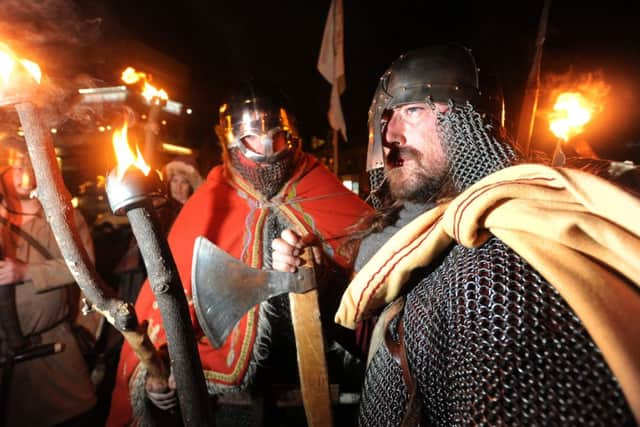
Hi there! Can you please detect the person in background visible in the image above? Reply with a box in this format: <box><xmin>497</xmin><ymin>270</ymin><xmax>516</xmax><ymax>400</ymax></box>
<box><xmin>0</xmin><ymin>143</ymin><xmax>97</xmax><ymax>427</ymax></box>
<box><xmin>158</xmin><ymin>155</ymin><xmax>203</xmax><ymax>235</ymax></box>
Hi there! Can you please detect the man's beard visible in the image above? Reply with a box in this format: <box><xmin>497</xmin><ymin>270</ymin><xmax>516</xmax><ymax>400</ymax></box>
<box><xmin>385</xmin><ymin>146</ymin><xmax>449</xmax><ymax>203</ymax></box>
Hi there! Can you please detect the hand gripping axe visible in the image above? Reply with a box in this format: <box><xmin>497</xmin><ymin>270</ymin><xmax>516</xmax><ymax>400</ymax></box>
<box><xmin>192</xmin><ymin>236</ymin><xmax>333</xmax><ymax>426</ymax></box>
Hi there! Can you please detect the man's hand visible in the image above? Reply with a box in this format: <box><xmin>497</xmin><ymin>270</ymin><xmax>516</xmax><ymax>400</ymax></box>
<box><xmin>0</xmin><ymin>257</ymin><xmax>29</xmax><ymax>286</ymax></box>
<box><xmin>145</xmin><ymin>372</ymin><xmax>177</xmax><ymax>411</ymax></box>
<box><xmin>271</xmin><ymin>229</ymin><xmax>322</xmax><ymax>272</ymax></box>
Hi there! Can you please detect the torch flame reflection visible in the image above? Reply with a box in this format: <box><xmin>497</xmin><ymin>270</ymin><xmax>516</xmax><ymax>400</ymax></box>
<box><xmin>112</xmin><ymin>123</ymin><xmax>151</xmax><ymax>180</ymax></box>
<box><xmin>548</xmin><ymin>92</ymin><xmax>594</xmax><ymax>142</ymax></box>
<box><xmin>121</xmin><ymin>66</ymin><xmax>168</xmax><ymax>103</ymax></box>
<box><xmin>0</xmin><ymin>43</ymin><xmax>42</xmax><ymax>87</ymax></box>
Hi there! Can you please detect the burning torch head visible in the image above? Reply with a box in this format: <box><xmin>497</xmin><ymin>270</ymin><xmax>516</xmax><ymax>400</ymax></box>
<box><xmin>218</xmin><ymin>80</ymin><xmax>299</xmax><ymax>164</ymax></box>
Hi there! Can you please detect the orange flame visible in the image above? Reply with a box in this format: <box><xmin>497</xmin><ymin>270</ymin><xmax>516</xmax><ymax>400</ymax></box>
<box><xmin>112</xmin><ymin>123</ymin><xmax>151</xmax><ymax>180</ymax></box>
<box><xmin>0</xmin><ymin>42</ymin><xmax>42</xmax><ymax>87</ymax></box>
<box><xmin>548</xmin><ymin>92</ymin><xmax>594</xmax><ymax>142</ymax></box>
<box><xmin>547</xmin><ymin>75</ymin><xmax>610</xmax><ymax>142</ymax></box>
<box><xmin>141</xmin><ymin>81</ymin><xmax>168</xmax><ymax>102</ymax></box>
<box><xmin>121</xmin><ymin>66</ymin><xmax>146</xmax><ymax>85</ymax></box>
<box><xmin>121</xmin><ymin>66</ymin><xmax>168</xmax><ymax>102</ymax></box>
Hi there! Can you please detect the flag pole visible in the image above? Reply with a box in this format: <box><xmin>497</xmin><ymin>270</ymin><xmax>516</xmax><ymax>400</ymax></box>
<box><xmin>318</xmin><ymin>0</ymin><xmax>347</xmax><ymax>174</ymax></box>
<box><xmin>516</xmin><ymin>0</ymin><xmax>552</xmax><ymax>159</ymax></box>
<box><xmin>332</xmin><ymin>129</ymin><xmax>339</xmax><ymax>175</ymax></box>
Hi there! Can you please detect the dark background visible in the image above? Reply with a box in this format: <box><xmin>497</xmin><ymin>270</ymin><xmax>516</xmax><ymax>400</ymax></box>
<box><xmin>4</xmin><ymin>0</ymin><xmax>640</xmax><ymax>182</ymax></box>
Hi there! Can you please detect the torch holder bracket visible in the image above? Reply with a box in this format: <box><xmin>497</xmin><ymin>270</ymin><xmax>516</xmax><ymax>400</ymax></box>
<box><xmin>106</xmin><ymin>167</ymin><xmax>166</xmax><ymax>215</ymax></box>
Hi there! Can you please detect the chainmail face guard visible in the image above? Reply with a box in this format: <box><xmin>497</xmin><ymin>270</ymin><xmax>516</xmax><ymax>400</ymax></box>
<box><xmin>228</xmin><ymin>147</ymin><xmax>297</xmax><ymax>199</ymax></box>
<box><xmin>358</xmin><ymin>239</ymin><xmax>633</xmax><ymax>426</ymax></box>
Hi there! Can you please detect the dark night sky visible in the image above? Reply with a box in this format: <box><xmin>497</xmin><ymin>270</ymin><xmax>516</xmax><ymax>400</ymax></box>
<box><xmin>9</xmin><ymin>1</ymin><xmax>640</xmax><ymax>172</ymax></box>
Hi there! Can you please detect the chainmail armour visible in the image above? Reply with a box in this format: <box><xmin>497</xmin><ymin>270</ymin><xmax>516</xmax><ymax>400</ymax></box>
<box><xmin>438</xmin><ymin>102</ymin><xmax>516</xmax><ymax>192</ymax></box>
<box><xmin>229</xmin><ymin>147</ymin><xmax>297</xmax><ymax>199</ymax></box>
<box><xmin>358</xmin><ymin>103</ymin><xmax>634</xmax><ymax>425</ymax></box>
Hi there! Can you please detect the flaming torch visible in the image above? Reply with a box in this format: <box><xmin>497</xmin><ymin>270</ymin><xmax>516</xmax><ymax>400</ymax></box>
<box><xmin>0</xmin><ymin>46</ymin><xmax>66</xmax><ymax>420</ymax></box>
<box><xmin>105</xmin><ymin>124</ymin><xmax>213</xmax><ymax>425</ymax></box>
<box><xmin>547</xmin><ymin>76</ymin><xmax>609</xmax><ymax>166</ymax></box>
<box><xmin>0</xmin><ymin>41</ymin><xmax>171</xmax><ymax>418</ymax></box>
<box><xmin>120</xmin><ymin>66</ymin><xmax>168</xmax><ymax>166</ymax></box>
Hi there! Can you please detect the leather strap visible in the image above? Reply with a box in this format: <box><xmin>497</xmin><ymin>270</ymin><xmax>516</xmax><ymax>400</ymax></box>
<box><xmin>0</xmin><ymin>216</ymin><xmax>53</xmax><ymax>260</ymax></box>
<box><xmin>384</xmin><ymin>297</ymin><xmax>424</xmax><ymax>426</ymax></box>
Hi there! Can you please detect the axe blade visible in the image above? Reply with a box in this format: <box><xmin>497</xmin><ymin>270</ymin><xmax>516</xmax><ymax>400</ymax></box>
<box><xmin>191</xmin><ymin>236</ymin><xmax>316</xmax><ymax>348</ymax></box>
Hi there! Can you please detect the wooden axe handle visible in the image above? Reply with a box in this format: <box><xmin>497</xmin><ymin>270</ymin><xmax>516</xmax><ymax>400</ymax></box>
<box><xmin>289</xmin><ymin>243</ymin><xmax>333</xmax><ymax>427</ymax></box>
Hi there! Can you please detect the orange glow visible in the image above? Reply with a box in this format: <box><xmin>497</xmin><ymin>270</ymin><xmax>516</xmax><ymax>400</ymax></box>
<box><xmin>112</xmin><ymin>123</ymin><xmax>151</xmax><ymax>180</ymax></box>
<box><xmin>141</xmin><ymin>81</ymin><xmax>168</xmax><ymax>102</ymax></box>
<box><xmin>0</xmin><ymin>42</ymin><xmax>42</xmax><ymax>87</ymax></box>
<box><xmin>20</xmin><ymin>168</ymin><xmax>32</xmax><ymax>189</ymax></box>
<box><xmin>121</xmin><ymin>66</ymin><xmax>168</xmax><ymax>102</ymax></box>
<box><xmin>121</xmin><ymin>66</ymin><xmax>146</xmax><ymax>85</ymax></box>
<box><xmin>546</xmin><ymin>75</ymin><xmax>610</xmax><ymax>142</ymax></box>
<box><xmin>548</xmin><ymin>92</ymin><xmax>594</xmax><ymax>141</ymax></box>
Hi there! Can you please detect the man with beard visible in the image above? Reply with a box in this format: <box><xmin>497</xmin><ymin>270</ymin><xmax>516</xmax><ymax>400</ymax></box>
<box><xmin>108</xmin><ymin>81</ymin><xmax>371</xmax><ymax>426</ymax></box>
<box><xmin>273</xmin><ymin>45</ymin><xmax>638</xmax><ymax>425</ymax></box>
<box><xmin>0</xmin><ymin>145</ymin><xmax>97</xmax><ymax>427</ymax></box>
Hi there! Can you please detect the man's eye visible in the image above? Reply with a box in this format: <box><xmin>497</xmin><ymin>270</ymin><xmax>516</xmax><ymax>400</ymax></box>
<box><xmin>405</xmin><ymin>106</ymin><xmax>425</xmax><ymax>116</ymax></box>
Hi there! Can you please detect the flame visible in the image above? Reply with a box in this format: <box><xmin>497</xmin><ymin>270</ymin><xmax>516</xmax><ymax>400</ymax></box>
<box><xmin>548</xmin><ymin>92</ymin><xmax>594</xmax><ymax>141</ymax></box>
<box><xmin>19</xmin><ymin>59</ymin><xmax>42</xmax><ymax>84</ymax></box>
<box><xmin>546</xmin><ymin>74</ymin><xmax>610</xmax><ymax>142</ymax></box>
<box><xmin>121</xmin><ymin>66</ymin><xmax>146</xmax><ymax>85</ymax></box>
<box><xmin>141</xmin><ymin>81</ymin><xmax>168</xmax><ymax>102</ymax></box>
<box><xmin>0</xmin><ymin>43</ymin><xmax>42</xmax><ymax>87</ymax></box>
<box><xmin>112</xmin><ymin>123</ymin><xmax>151</xmax><ymax>180</ymax></box>
<box><xmin>121</xmin><ymin>66</ymin><xmax>168</xmax><ymax>102</ymax></box>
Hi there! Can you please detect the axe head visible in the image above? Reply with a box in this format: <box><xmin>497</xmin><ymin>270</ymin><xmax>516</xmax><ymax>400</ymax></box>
<box><xmin>191</xmin><ymin>236</ymin><xmax>316</xmax><ymax>348</ymax></box>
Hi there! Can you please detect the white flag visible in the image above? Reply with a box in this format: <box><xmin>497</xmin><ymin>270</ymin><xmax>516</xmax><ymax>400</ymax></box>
<box><xmin>317</xmin><ymin>0</ymin><xmax>347</xmax><ymax>141</ymax></box>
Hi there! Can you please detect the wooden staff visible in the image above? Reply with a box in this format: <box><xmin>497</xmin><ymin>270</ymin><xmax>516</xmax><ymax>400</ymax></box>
<box><xmin>14</xmin><ymin>101</ymin><xmax>169</xmax><ymax>384</ymax></box>
<box><xmin>515</xmin><ymin>0</ymin><xmax>552</xmax><ymax>159</ymax></box>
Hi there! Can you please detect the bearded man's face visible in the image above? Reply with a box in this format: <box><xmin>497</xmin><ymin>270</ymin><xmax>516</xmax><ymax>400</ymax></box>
<box><xmin>383</xmin><ymin>103</ymin><xmax>449</xmax><ymax>203</ymax></box>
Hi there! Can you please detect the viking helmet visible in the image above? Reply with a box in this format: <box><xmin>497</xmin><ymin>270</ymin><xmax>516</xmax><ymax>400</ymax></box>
<box><xmin>218</xmin><ymin>80</ymin><xmax>299</xmax><ymax>163</ymax></box>
<box><xmin>366</xmin><ymin>44</ymin><xmax>483</xmax><ymax>171</ymax></box>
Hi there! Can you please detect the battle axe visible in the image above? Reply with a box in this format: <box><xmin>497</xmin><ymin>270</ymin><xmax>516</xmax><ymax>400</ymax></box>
<box><xmin>192</xmin><ymin>236</ymin><xmax>334</xmax><ymax>426</ymax></box>
<box><xmin>192</xmin><ymin>236</ymin><xmax>317</xmax><ymax>347</ymax></box>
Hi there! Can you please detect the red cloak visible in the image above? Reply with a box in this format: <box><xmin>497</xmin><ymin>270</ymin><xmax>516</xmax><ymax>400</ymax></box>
<box><xmin>107</xmin><ymin>154</ymin><xmax>371</xmax><ymax>425</ymax></box>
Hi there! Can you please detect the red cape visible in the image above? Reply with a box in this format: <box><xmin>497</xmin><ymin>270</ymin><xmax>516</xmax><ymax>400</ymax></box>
<box><xmin>108</xmin><ymin>154</ymin><xmax>371</xmax><ymax>425</ymax></box>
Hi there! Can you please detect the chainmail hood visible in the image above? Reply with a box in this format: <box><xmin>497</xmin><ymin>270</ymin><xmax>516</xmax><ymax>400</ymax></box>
<box><xmin>228</xmin><ymin>147</ymin><xmax>298</xmax><ymax>199</ymax></box>
<box><xmin>438</xmin><ymin>101</ymin><xmax>518</xmax><ymax>194</ymax></box>
<box><xmin>369</xmin><ymin>101</ymin><xmax>519</xmax><ymax>210</ymax></box>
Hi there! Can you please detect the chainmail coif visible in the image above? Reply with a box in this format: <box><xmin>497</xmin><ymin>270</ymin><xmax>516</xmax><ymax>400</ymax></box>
<box><xmin>358</xmin><ymin>102</ymin><xmax>634</xmax><ymax>426</ymax></box>
<box><xmin>229</xmin><ymin>147</ymin><xmax>297</xmax><ymax>199</ymax></box>
<box><xmin>438</xmin><ymin>101</ymin><xmax>518</xmax><ymax>193</ymax></box>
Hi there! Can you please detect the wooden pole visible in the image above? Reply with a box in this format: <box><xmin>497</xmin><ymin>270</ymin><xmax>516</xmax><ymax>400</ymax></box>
<box><xmin>126</xmin><ymin>202</ymin><xmax>214</xmax><ymax>426</ymax></box>
<box><xmin>289</xmin><ymin>246</ymin><xmax>333</xmax><ymax>427</ymax></box>
<box><xmin>332</xmin><ymin>129</ymin><xmax>339</xmax><ymax>175</ymax></box>
<box><xmin>144</xmin><ymin>103</ymin><xmax>162</xmax><ymax>167</ymax></box>
<box><xmin>515</xmin><ymin>0</ymin><xmax>552</xmax><ymax>159</ymax></box>
<box><xmin>14</xmin><ymin>101</ymin><xmax>168</xmax><ymax>383</ymax></box>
